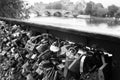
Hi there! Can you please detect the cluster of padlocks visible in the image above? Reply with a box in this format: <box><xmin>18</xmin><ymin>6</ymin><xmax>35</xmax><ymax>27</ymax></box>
<box><xmin>0</xmin><ymin>21</ymin><xmax>112</xmax><ymax>80</ymax></box>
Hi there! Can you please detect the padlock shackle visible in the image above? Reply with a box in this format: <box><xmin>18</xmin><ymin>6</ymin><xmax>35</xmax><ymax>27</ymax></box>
<box><xmin>68</xmin><ymin>47</ymin><xmax>77</xmax><ymax>55</ymax></box>
<box><xmin>80</xmin><ymin>55</ymin><xmax>86</xmax><ymax>73</ymax></box>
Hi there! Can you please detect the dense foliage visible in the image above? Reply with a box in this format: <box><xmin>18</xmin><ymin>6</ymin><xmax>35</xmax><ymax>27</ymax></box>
<box><xmin>85</xmin><ymin>1</ymin><xmax>120</xmax><ymax>18</ymax></box>
<box><xmin>0</xmin><ymin>0</ymin><xmax>29</xmax><ymax>19</ymax></box>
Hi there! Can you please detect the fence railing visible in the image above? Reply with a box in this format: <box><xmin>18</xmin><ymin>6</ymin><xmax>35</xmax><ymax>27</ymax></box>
<box><xmin>0</xmin><ymin>17</ymin><xmax>120</xmax><ymax>80</ymax></box>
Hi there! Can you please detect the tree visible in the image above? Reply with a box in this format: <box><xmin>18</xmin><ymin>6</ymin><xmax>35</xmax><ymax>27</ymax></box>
<box><xmin>52</xmin><ymin>2</ymin><xmax>64</xmax><ymax>10</ymax></box>
<box><xmin>67</xmin><ymin>2</ymin><xmax>75</xmax><ymax>11</ymax></box>
<box><xmin>91</xmin><ymin>3</ymin><xmax>108</xmax><ymax>17</ymax></box>
<box><xmin>74</xmin><ymin>2</ymin><xmax>85</xmax><ymax>15</ymax></box>
<box><xmin>115</xmin><ymin>9</ymin><xmax>120</xmax><ymax>19</ymax></box>
<box><xmin>46</xmin><ymin>3</ymin><xmax>53</xmax><ymax>9</ymax></box>
<box><xmin>46</xmin><ymin>1</ymin><xmax>65</xmax><ymax>10</ymax></box>
<box><xmin>85</xmin><ymin>1</ymin><xmax>95</xmax><ymax>15</ymax></box>
<box><xmin>92</xmin><ymin>3</ymin><xmax>104</xmax><ymax>16</ymax></box>
<box><xmin>0</xmin><ymin>0</ymin><xmax>29</xmax><ymax>19</ymax></box>
<box><xmin>95</xmin><ymin>3</ymin><xmax>104</xmax><ymax>8</ymax></box>
<box><xmin>95</xmin><ymin>8</ymin><xmax>108</xmax><ymax>17</ymax></box>
<box><xmin>108</xmin><ymin>5</ymin><xmax>119</xmax><ymax>17</ymax></box>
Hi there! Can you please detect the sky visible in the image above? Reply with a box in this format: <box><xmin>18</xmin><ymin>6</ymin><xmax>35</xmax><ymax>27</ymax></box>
<box><xmin>24</xmin><ymin>0</ymin><xmax>120</xmax><ymax>8</ymax></box>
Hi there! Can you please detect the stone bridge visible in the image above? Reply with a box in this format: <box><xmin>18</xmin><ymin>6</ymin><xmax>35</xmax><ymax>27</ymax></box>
<box><xmin>40</xmin><ymin>9</ymin><xmax>72</xmax><ymax>16</ymax></box>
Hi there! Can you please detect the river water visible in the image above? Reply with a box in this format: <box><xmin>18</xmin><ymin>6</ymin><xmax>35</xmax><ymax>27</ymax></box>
<box><xmin>28</xmin><ymin>17</ymin><xmax>120</xmax><ymax>37</ymax></box>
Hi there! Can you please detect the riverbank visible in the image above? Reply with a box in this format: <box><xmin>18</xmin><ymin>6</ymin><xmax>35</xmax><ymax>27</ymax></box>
<box><xmin>84</xmin><ymin>16</ymin><xmax>120</xmax><ymax>26</ymax></box>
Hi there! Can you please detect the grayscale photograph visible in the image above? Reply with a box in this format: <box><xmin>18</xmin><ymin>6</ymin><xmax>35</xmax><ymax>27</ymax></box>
<box><xmin>0</xmin><ymin>0</ymin><xmax>119</xmax><ymax>80</ymax></box>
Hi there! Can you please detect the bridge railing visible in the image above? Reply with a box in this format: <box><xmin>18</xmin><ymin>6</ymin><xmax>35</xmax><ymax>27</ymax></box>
<box><xmin>0</xmin><ymin>17</ymin><xmax>119</xmax><ymax>80</ymax></box>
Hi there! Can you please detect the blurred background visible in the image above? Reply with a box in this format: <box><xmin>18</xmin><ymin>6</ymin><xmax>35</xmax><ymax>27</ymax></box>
<box><xmin>1</xmin><ymin>0</ymin><xmax>120</xmax><ymax>28</ymax></box>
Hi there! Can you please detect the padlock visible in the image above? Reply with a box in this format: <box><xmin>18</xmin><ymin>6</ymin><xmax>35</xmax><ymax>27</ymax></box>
<box><xmin>77</xmin><ymin>49</ymin><xmax>86</xmax><ymax>55</ymax></box>
<box><xmin>3</xmin><ymin>38</ymin><xmax>7</xmax><ymax>42</ymax></box>
<box><xmin>12</xmin><ymin>32</ymin><xmax>20</xmax><ymax>38</ymax></box>
<box><xmin>26</xmin><ymin>73</ymin><xmax>35</xmax><ymax>80</ymax></box>
<box><xmin>6</xmin><ymin>42</ymin><xmax>11</xmax><ymax>47</ymax></box>
<box><xmin>12</xmin><ymin>25</ymin><xmax>18</xmax><ymax>31</ymax></box>
<box><xmin>50</xmin><ymin>45</ymin><xmax>59</xmax><ymax>52</ymax></box>
<box><xmin>31</xmin><ymin>54</ymin><xmax>37</xmax><ymax>59</ymax></box>
<box><xmin>64</xmin><ymin>46</ymin><xmax>77</xmax><ymax>78</ymax></box>
<box><xmin>37</xmin><ymin>49</ymin><xmax>51</xmax><ymax>60</ymax></box>
<box><xmin>32</xmin><ymin>62</ymin><xmax>39</xmax><ymax>70</ymax></box>
<box><xmin>25</xmin><ymin>51</ymin><xmax>33</xmax><ymax>59</ymax></box>
<box><xmin>57</xmin><ymin>63</ymin><xmax>65</xmax><ymax>70</ymax></box>
<box><xmin>36</xmin><ymin>43</ymin><xmax>49</xmax><ymax>53</ymax></box>
<box><xmin>36</xmin><ymin>66</ymin><xmax>44</xmax><ymax>75</ymax></box>
<box><xmin>60</xmin><ymin>45</ymin><xmax>70</xmax><ymax>55</ymax></box>
<box><xmin>50</xmin><ymin>41</ymin><xmax>60</xmax><ymax>52</ymax></box>
<box><xmin>14</xmin><ymin>53</ymin><xmax>19</xmax><ymax>60</ymax></box>
<box><xmin>25</xmin><ymin>38</ymin><xmax>36</xmax><ymax>52</ymax></box>
<box><xmin>66</xmin><ymin>47</ymin><xmax>77</xmax><ymax>59</ymax></box>
<box><xmin>1</xmin><ymin>50</ymin><xmax>7</xmax><ymax>55</ymax></box>
<box><xmin>41</xmin><ymin>60</ymin><xmax>53</xmax><ymax>68</ymax></box>
<box><xmin>22</xmin><ymin>61</ymin><xmax>29</xmax><ymax>69</ymax></box>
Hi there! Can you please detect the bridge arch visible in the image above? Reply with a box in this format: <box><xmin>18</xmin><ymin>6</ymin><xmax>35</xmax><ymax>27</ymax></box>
<box><xmin>44</xmin><ymin>11</ymin><xmax>51</xmax><ymax>16</ymax></box>
<box><xmin>53</xmin><ymin>11</ymin><xmax>62</xmax><ymax>17</ymax></box>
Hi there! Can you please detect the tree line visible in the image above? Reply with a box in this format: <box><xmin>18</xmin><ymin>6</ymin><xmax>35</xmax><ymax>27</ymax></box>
<box><xmin>85</xmin><ymin>1</ymin><xmax>120</xmax><ymax>19</ymax></box>
<box><xmin>0</xmin><ymin>0</ymin><xmax>120</xmax><ymax>19</ymax></box>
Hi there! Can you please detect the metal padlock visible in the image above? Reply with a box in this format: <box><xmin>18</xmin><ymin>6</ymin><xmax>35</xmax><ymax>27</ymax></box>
<box><xmin>26</xmin><ymin>73</ymin><xmax>35</xmax><ymax>80</ymax></box>
<box><xmin>14</xmin><ymin>53</ymin><xmax>19</xmax><ymax>60</ymax></box>
<box><xmin>66</xmin><ymin>47</ymin><xmax>76</xmax><ymax>59</ymax></box>
<box><xmin>25</xmin><ymin>40</ymin><xmax>36</xmax><ymax>51</ymax></box>
<box><xmin>36</xmin><ymin>43</ymin><xmax>49</xmax><ymax>53</ymax></box>
<box><xmin>25</xmin><ymin>36</ymin><xmax>40</xmax><ymax>52</ymax></box>
<box><xmin>22</xmin><ymin>61</ymin><xmax>29</xmax><ymax>69</ymax></box>
<box><xmin>57</xmin><ymin>63</ymin><xmax>65</xmax><ymax>70</ymax></box>
<box><xmin>60</xmin><ymin>45</ymin><xmax>70</xmax><ymax>55</ymax></box>
<box><xmin>32</xmin><ymin>62</ymin><xmax>39</xmax><ymax>70</ymax></box>
<box><xmin>26</xmin><ymin>53</ymin><xmax>33</xmax><ymax>59</ymax></box>
<box><xmin>1</xmin><ymin>50</ymin><xmax>7</xmax><ymax>55</ymax></box>
<box><xmin>50</xmin><ymin>41</ymin><xmax>60</xmax><ymax>52</ymax></box>
<box><xmin>12</xmin><ymin>32</ymin><xmax>20</xmax><ymax>37</ymax></box>
<box><xmin>50</xmin><ymin>45</ymin><xmax>60</xmax><ymax>52</ymax></box>
<box><xmin>31</xmin><ymin>54</ymin><xmax>37</xmax><ymax>59</ymax></box>
<box><xmin>36</xmin><ymin>66</ymin><xmax>44</xmax><ymax>75</ymax></box>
